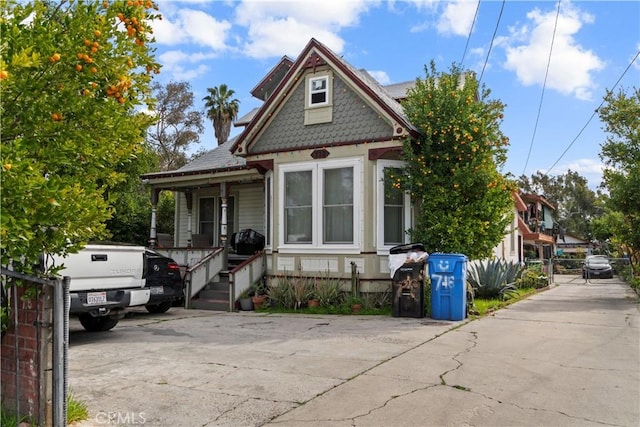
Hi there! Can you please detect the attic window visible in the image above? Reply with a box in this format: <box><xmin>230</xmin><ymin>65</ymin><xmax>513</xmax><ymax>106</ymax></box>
<box><xmin>304</xmin><ymin>72</ymin><xmax>333</xmax><ymax>125</ymax></box>
<box><xmin>309</xmin><ymin>76</ymin><xmax>328</xmax><ymax>106</ymax></box>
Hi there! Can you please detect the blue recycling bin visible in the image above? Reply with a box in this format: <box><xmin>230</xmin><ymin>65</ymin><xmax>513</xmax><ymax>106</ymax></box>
<box><xmin>428</xmin><ymin>253</ymin><xmax>468</xmax><ymax>321</ymax></box>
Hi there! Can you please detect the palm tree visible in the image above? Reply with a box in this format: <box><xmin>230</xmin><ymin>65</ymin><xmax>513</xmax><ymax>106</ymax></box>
<box><xmin>202</xmin><ymin>84</ymin><xmax>240</xmax><ymax>145</ymax></box>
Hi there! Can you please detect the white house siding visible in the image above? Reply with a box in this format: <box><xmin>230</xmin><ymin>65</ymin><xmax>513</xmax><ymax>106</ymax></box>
<box><xmin>492</xmin><ymin>207</ymin><xmax>521</xmax><ymax>264</ymax></box>
<box><xmin>235</xmin><ymin>183</ymin><xmax>265</xmax><ymax>234</ymax></box>
<box><xmin>175</xmin><ymin>192</ymin><xmax>188</xmax><ymax>247</ymax></box>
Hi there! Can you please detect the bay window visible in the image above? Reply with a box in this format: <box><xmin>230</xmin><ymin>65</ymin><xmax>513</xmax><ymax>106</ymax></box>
<box><xmin>279</xmin><ymin>159</ymin><xmax>360</xmax><ymax>251</ymax></box>
<box><xmin>377</xmin><ymin>160</ymin><xmax>410</xmax><ymax>252</ymax></box>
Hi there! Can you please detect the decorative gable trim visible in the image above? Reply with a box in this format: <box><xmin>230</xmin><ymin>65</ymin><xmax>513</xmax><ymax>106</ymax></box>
<box><xmin>368</xmin><ymin>146</ymin><xmax>402</xmax><ymax>161</ymax></box>
<box><xmin>246</xmin><ymin>159</ymin><xmax>274</xmax><ymax>175</ymax></box>
<box><xmin>311</xmin><ymin>149</ymin><xmax>330</xmax><ymax>159</ymax></box>
<box><xmin>303</xmin><ymin>52</ymin><xmax>327</xmax><ymax>71</ymax></box>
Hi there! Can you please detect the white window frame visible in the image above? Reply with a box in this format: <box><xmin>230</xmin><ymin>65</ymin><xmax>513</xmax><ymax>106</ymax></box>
<box><xmin>264</xmin><ymin>171</ymin><xmax>273</xmax><ymax>249</ymax></box>
<box><xmin>278</xmin><ymin>158</ymin><xmax>361</xmax><ymax>254</ymax></box>
<box><xmin>308</xmin><ymin>75</ymin><xmax>329</xmax><ymax>107</ymax></box>
<box><xmin>196</xmin><ymin>194</ymin><xmax>236</xmax><ymax>246</ymax></box>
<box><xmin>376</xmin><ymin>160</ymin><xmax>411</xmax><ymax>254</ymax></box>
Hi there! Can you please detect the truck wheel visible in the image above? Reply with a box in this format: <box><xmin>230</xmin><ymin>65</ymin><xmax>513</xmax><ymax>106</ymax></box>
<box><xmin>79</xmin><ymin>314</ymin><xmax>119</xmax><ymax>332</ymax></box>
<box><xmin>145</xmin><ymin>301</ymin><xmax>172</xmax><ymax>314</ymax></box>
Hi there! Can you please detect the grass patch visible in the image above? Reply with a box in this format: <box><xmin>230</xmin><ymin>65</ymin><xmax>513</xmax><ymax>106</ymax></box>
<box><xmin>473</xmin><ymin>287</ymin><xmax>540</xmax><ymax>316</ymax></box>
<box><xmin>257</xmin><ymin>304</ymin><xmax>392</xmax><ymax>316</ymax></box>
<box><xmin>0</xmin><ymin>406</ymin><xmax>34</xmax><ymax>426</ymax></box>
<box><xmin>1</xmin><ymin>388</ymin><xmax>88</xmax><ymax>426</ymax></box>
<box><xmin>67</xmin><ymin>388</ymin><xmax>89</xmax><ymax>424</ymax></box>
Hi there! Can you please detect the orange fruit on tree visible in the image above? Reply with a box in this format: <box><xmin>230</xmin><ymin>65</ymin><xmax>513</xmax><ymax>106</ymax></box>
<box><xmin>0</xmin><ymin>70</ymin><xmax>8</xmax><ymax>80</ymax></box>
<box><xmin>90</xmin><ymin>67</ymin><xmax>97</xmax><ymax>74</ymax></box>
<box><xmin>75</xmin><ymin>64</ymin><xmax>83</xmax><ymax>72</ymax></box>
<box><xmin>94</xmin><ymin>30</ymin><xmax>101</xmax><ymax>37</ymax></box>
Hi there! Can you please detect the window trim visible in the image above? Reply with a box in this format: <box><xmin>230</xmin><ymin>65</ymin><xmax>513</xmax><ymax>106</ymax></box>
<box><xmin>308</xmin><ymin>75</ymin><xmax>329</xmax><ymax>107</ymax></box>
<box><xmin>265</xmin><ymin>171</ymin><xmax>273</xmax><ymax>248</ymax></box>
<box><xmin>278</xmin><ymin>158</ymin><xmax>361</xmax><ymax>254</ymax></box>
<box><xmin>196</xmin><ymin>194</ymin><xmax>236</xmax><ymax>246</ymax></box>
<box><xmin>376</xmin><ymin>160</ymin><xmax>411</xmax><ymax>254</ymax></box>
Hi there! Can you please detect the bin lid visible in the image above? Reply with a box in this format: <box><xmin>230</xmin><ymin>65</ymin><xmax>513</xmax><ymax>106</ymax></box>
<box><xmin>427</xmin><ymin>253</ymin><xmax>468</xmax><ymax>260</ymax></box>
<box><xmin>390</xmin><ymin>243</ymin><xmax>425</xmax><ymax>254</ymax></box>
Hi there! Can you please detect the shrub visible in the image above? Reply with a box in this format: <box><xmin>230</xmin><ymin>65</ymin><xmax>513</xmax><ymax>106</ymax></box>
<box><xmin>517</xmin><ymin>268</ymin><xmax>549</xmax><ymax>289</ymax></box>
<box><xmin>314</xmin><ymin>273</ymin><xmax>343</xmax><ymax>307</ymax></box>
<box><xmin>268</xmin><ymin>275</ymin><xmax>295</xmax><ymax>309</ymax></box>
<box><xmin>292</xmin><ymin>275</ymin><xmax>314</xmax><ymax>310</ymax></box>
<box><xmin>468</xmin><ymin>259</ymin><xmax>523</xmax><ymax>299</ymax></box>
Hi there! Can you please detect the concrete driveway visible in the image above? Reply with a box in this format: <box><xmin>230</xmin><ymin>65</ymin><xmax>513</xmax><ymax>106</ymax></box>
<box><xmin>69</xmin><ymin>275</ymin><xmax>639</xmax><ymax>426</ymax></box>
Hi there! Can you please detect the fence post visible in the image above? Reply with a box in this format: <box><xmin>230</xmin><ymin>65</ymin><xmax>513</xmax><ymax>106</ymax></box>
<box><xmin>53</xmin><ymin>276</ymin><xmax>69</xmax><ymax>426</ymax></box>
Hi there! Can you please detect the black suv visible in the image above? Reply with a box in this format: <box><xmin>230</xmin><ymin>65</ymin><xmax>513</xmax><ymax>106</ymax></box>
<box><xmin>144</xmin><ymin>249</ymin><xmax>184</xmax><ymax>313</ymax></box>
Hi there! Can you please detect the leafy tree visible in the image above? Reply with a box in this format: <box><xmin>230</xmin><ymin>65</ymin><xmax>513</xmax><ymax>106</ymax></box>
<box><xmin>517</xmin><ymin>170</ymin><xmax>600</xmax><ymax>239</ymax></box>
<box><xmin>147</xmin><ymin>80</ymin><xmax>204</xmax><ymax>171</ymax></box>
<box><xmin>105</xmin><ymin>143</ymin><xmax>157</xmax><ymax>245</ymax></box>
<box><xmin>597</xmin><ymin>87</ymin><xmax>640</xmax><ymax>274</ymax></box>
<box><xmin>202</xmin><ymin>83</ymin><xmax>239</xmax><ymax>145</ymax></box>
<box><xmin>394</xmin><ymin>62</ymin><xmax>515</xmax><ymax>259</ymax></box>
<box><xmin>0</xmin><ymin>0</ymin><xmax>160</xmax><ymax>272</ymax></box>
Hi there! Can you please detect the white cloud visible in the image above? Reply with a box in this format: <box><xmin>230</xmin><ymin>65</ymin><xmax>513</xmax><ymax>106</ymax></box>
<box><xmin>437</xmin><ymin>0</ymin><xmax>478</xmax><ymax>37</ymax></box>
<box><xmin>367</xmin><ymin>70</ymin><xmax>391</xmax><ymax>85</ymax></box>
<box><xmin>158</xmin><ymin>50</ymin><xmax>214</xmax><ymax>81</ymax></box>
<box><xmin>151</xmin><ymin>8</ymin><xmax>232</xmax><ymax>51</ymax></box>
<box><xmin>234</xmin><ymin>0</ymin><xmax>374</xmax><ymax>59</ymax></box>
<box><xmin>500</xmin><ymin>2</ymin><xmax>605</xmax><ymax>101</ymax></box>
<box><xmin>540</xmin><ymin>158</ymin><xmax>604</xmax><ymax>189</ymax></box>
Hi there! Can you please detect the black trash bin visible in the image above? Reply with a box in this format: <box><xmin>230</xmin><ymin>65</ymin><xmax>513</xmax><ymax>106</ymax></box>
<box><xmin>390</xmin><ymin>243</ymin><xmax>427</xmax><ymax>318</ymax></box>
<box><xmin>232</xmin><ymin>229</ymin><xmax>265</xmax><ymax>255</ymax></box>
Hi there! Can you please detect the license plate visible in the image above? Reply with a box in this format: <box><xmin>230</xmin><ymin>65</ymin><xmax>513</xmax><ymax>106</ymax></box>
<box><xmin>150</xmin><ymin>286</ymin><xmax>164</xmax><ymax>295</ymax></box>
<box><xmin>87</xmin><ymin>292</ymin><xmax>107</xmax><ymax>305</ymax></box>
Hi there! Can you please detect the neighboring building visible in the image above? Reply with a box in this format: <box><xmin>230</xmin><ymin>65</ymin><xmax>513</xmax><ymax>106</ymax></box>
<box><xmin>140</xmin><ymin>38</ymin><xmax>527</xmax><ymax>310</ymax></box>
<box><xmin>518</xmin><ymin>193</ymin><xmax>559</xmax><ymax>260</ymax></box>
<box><xmin>556</xmin><ymin>233</ymin><xmax>591</xmax><ymax>256</ymax></box>
<box><xmin>493</xmin><ymin>192</ymin><xmax>526</xmax><ymax>264</ymax></box>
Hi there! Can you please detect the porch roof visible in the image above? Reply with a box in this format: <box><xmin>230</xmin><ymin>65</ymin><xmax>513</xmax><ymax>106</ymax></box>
<box><xmin>141</xmin><ymin>137</ymin><xmax>247</xmax><ymax>181</ymax></box>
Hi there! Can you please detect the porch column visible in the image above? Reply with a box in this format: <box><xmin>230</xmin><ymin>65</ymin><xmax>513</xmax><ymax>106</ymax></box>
<box><xmin>220</xmin><ymin>183</ymin><xmax>228</xmax><ymax>247</ymax></box>
<box><xmin>185</xmin><ymin>191</ymin><xmax>193</xmax><ymax>247</ymax></box>
<box><xmin>149</xmin><ymin>188</ymin><xmax>160</xmax><ymax>248</ymax></box>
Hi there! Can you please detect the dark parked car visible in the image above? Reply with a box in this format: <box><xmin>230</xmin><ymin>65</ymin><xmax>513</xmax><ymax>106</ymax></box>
<box><xmin>144</xmin><ymin>249</ymin><xmax>184</xmax><ymax>313</ymax></box>
<box><xmin>582</xmin><ymin>255</ymin><xmax>614</xmax><ymax>279</ymax></box>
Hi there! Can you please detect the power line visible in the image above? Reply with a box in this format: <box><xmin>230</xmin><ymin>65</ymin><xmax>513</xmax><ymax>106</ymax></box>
<box><xmin>545</xmin><ymin>49</ymin><xmax>640</xmax><ymax>176</ymax></box>
<box><xmin>460</xmin><ymin>0</ymin><xmax>481</xmax><ymax>66</ymax></box>
<box><xmin>478</xmin><ymin>0</ymin><xmax>505</xmax><ymax>85</ymax></box>
<box><xmin>522</xmin><ymin>0</ymin><xmax>561</xmax><ymax>175</ymax></box>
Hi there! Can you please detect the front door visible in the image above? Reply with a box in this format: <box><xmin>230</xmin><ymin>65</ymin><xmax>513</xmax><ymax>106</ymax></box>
<box><xmin>198</xmin><ymin>196</ymin><xmax>236</xmax><ymax>246</ymax></box>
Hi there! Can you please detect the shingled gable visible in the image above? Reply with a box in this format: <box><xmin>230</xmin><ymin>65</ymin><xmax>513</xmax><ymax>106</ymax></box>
<box><xmin>231</xmin><ymin>38</ymin><xmax>420</xmax><ymax>157</ymax></box>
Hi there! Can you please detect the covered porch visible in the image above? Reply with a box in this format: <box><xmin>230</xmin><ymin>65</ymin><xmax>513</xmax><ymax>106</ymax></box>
<box><xmin>140</xmin><ymin>144</ymin><xmax>267</xmax><ymax>311</ymax></box>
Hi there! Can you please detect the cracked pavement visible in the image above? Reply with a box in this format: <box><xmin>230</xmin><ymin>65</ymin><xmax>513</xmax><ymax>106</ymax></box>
<box><xmin>69</xmin><ymin>275</ymin><xmax>639</xmax><ymax>426</ymax></box>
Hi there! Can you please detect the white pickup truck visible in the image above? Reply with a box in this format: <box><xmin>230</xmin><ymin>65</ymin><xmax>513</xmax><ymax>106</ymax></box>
<box><xmin>46</xmin><ymin>243</ymin><xmax>151</xmax><ymax>332</ymax></box>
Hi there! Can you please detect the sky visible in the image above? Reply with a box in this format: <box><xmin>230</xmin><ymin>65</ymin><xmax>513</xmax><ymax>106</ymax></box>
<box><xmin>147</xmin><ymin>0</ymin><xmax>640</xmax><ymax>189</ymax></box>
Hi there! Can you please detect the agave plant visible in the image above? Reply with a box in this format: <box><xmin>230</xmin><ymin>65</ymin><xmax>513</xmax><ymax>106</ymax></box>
<box><xmin>267</xmin><ymin>275</ymin><xmax>295</xmax><ymax>309</ymax></box>
<box><xmin>314</xmin><ymin>271</ymin><xmax>343</xmax><ymax>307</ymax></box>
<box><xmin>467</xmin><ymin>259</ymin><xmax>523</xmax><ymax>299</ymax></box>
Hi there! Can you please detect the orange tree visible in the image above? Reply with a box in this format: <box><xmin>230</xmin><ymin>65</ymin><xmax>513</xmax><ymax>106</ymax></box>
<box><xmin>395</xmin><ymin>62</ymin><xmax>515</xmax><ymax>259</ymax></box>
<box><xmin>0</xmin><ymin>0</ymin><xmax>161</xmax><ymax>272</ymax></box>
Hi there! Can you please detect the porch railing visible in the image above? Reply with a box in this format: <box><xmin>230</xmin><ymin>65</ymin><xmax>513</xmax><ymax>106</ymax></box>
<box><xmin>229</xmin><ymin>251</ymin><xmax>266</xmax><ymax>309</ymax></box>
<box><xmin>182</xmin><ymin>247</ymin><xmax>226</xmax><ymax>308</ymax></box>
